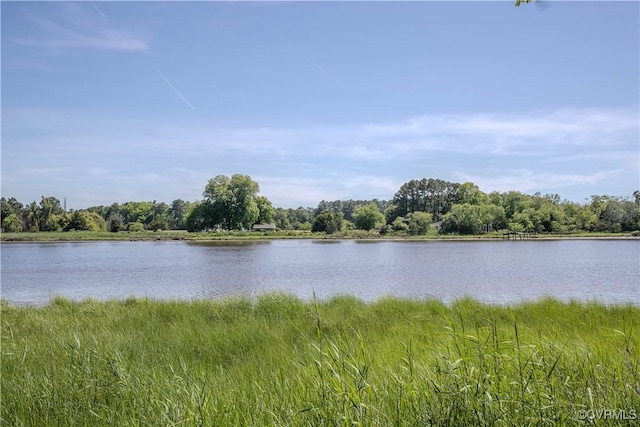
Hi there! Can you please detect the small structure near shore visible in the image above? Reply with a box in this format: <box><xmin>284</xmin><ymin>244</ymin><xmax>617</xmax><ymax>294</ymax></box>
<box><xmin>252</xmin><ymin>223</ymin><xmax>277</xmax><ymax>232</ymax></box>
<box><xmin>503</xmin><ymin>231</ymin><xmax>532</xmax><ymax>240</ymax></box>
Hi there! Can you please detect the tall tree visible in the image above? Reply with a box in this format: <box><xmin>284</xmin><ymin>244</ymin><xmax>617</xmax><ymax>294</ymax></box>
<box><xmin>120</xmin><ymin>201</ymin><xmax>154</xmax><ymax>226</ymax></box>
<box><xmin>39</xmin><ymin>196</ymin><xmax>64</xmax><ymax>231</ymax></box>
<box><xmin>390</xmin><ymin>178</ymin><xmax>459</xmax><ymax>221</ymax></box>
<box><xmin>25</xmin><ymin>201</ymin><xmax>40</xmax><ymax>232</ymax></box>
<box><xmin>353</xmin><ymin>202</ymin><xmax>385</xmax><ymax>231</ymax></box>
<box><xmin>1</xmin><ymin>197</ymin><xmax>24</xmax><ymax>232</ymax></box>
<box><xmin>185</xmin><ymin>202</ymin><xmax>216</xmax><ymax>232</ymax></box>
<box><xmin>255</xmin><ymin>195</ymin><xmax>275</xmax><ymax>225</ymax></box>
<box><xmin>203</xmin><ymin>174</ymin><xmax>261</xmax><ymax>230</ymax></box>
<box><xmin>456</xmin><ymin>182</ymin><xmax>488</xmax><ymax>205</ymax></box>
<box><xmin>169</xmin><ymin>199</ymin><xmax>189</xmax><ymax>230</ymax></box>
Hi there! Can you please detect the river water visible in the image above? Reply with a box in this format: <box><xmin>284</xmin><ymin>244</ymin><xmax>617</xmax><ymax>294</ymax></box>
<box><xmin>1</xmin><ymin>239</ymin><xmax>638</xmax><ymax>306</ymax></box>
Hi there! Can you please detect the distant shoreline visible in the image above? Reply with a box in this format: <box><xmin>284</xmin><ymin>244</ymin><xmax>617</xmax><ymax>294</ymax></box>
<box><xmin>1</xmin><ymin>230</ymin><xmax>638</xmax><ymax>243</ymax></box>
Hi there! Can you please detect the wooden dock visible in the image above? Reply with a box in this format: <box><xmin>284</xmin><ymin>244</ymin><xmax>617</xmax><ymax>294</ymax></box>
<box><xmin>502</xmin><ymin>232</ymin><xmax>532</xmax><ymax>240</ymax></box>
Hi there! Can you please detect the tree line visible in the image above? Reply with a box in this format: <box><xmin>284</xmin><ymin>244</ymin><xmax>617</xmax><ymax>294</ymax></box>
<box><xmin>2</xmin><ymin>175</ymin><xmax>639</xmax><ymax>235</ymax></box>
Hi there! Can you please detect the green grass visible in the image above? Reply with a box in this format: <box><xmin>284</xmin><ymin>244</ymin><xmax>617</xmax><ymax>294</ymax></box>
<box><xmin>2</xmin><ymin>295</ymin><xmax>639</xmax><ymax>426</ymax></box>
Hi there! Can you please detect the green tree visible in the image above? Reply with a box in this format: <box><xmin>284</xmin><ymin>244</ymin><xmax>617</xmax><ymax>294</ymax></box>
<box><xmin>185</xmin><ymin>174</ymin><xmax>269</xmax><ymax>231</ymax></box>
<box><xmin>255</xmin><ymin>195</ymin><xmax>275</xmax><ymax>225</ymax></box>
<box><xmin>510</xmin><ymin>209</ymin><xmax>533</xmax><ymax>232</ymax></box>
<box><xmin>184</xmin><ymin>202</ymin><xmax>215</xmax><ymax>232</ymax></box>
<box><xmin>148</xmin><ymin>215</ymin><xmax>170</xmax><ymax>231</ymax></box>
<box><xmin>274</xmin><ymin>208</ymin><xmax>292</xmax><ymax>230</ymax></box>
<box><xmin>353</xmin><ymin>203</ymin><xmax>385</xmax><ymax>231</ymax></box>
<box><xmin>456</xmin><ymin>182</ymin><xmax>488</xmax><ymax>205</ymax></box>
<box><xmin>2</xmin><ymin>213</ymin><xmax>23</xmax><ymax>232</ymax></box>
<box><xmin>293</xmin><ymin>207</ymin><xmax>314</xmax><ymax>230</ymax></box>
<box><xmin>104</xmin><ymin>203</ymin><xmax>124</xmax><ymax>232</ymax></box>
<box><xmin>390</xmin><ymin>178</ymin><xmax>459</xmax><ymax>221</ymax></box>
<box><xmin>39</xmin><ymin>196</ymin><xmax>64</xmax><ymax>231</ymax></box>
<box><xmin>314</xmin><ymin>199</ymin><xmax>388</xmax><ymax>223</ymax></box>
<box><xmin>120</xmin><ymin>201</ymin><xmax>154</xmax><ymax>226</ymax></box>
<box><xmin>25</xmin><ymin>201</ymin><xmax>40</xmax><ymax>232</ymax></box>
<box><xmin>107</xmin><ymin>213</ymin><xmax>125</xmax><ymax>232</ymax></box>
<box><xmin>311</xmin><ymin>210</ymin><xmax>344</xmax><ymax>234</ymax></box>
<box><xmin>203</xmin><ymin>174</ymin><xmax>261</xmax><ymax>230</ymax></box>
<box><xmin>1</xmin><ymin>197</ymin><xmax>24</xmax><ymax>231</ymax></box>
<box><xmin>127</xmin><ymin>222</ymin><xmax>145</xmax><ymax>232</ymax></box>
<box><xmin>275</xmin><ymin>206</ymin><xmax>315</xmax><ymax>230</ymax></box>
<box><xmin>441</xmin><ymin>204</ymin><xmax>485</xmax><ymax>234</ymax></box>
<box><xmin>65</xmin><ymin>211</ymin><xmax>106</xmax><ymax>231</ymax></box>
<box><xmin>408</xmin><ymin>211</ymin><xmax>433</xmax><ymax>235</ymax></box>
<box><xmin>391</xmin><ymin>216</ymin><xmax>409</xmax><ymax>232</ymax></box>
<box><xmin>501</xmin><ymin>191</ymin><xmax>530</xmax><ymax>220</ymax></box>
<box><xmin>169</xmin><ymin>199</ymin><xmax>189</xmax><ymax>230</ymax></box>
<box><xmin>1</xmin><ymin>197</ymin><xmax>15</xmax><ymax>222</ymax></box>
<box><xmin>589</xmin><ymin>195</ymin><xmax>640</xmax><ymax>232</ymax></box>
<box><xmin>148</xmin><ymin>201</ymin><xmax>170</xmax><ymax>231</ymax></box>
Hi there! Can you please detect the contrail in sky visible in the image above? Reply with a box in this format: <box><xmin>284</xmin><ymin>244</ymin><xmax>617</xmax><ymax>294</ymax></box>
<box><xmin>255</xmin><ymin>19</ymin><xmax>345</xmax><ymax>91</ymax></box>
<box><xmin>90</xmin><ymin>1</ymin><xmax>106</xmax><ymax>18</ymax></box>
<box><xmin>86</xmin><ymin>4</ymin><xmax>194</xmax><ymax>111</ymax></box>
<box><xmin>301</xmin><ymin>55</ymin><xmax>345</xmax><ymax>90</ymax></box>
<box><xmin>149</xmin><ymin>63</ymin><xmax>196</xmax><ymax>111</ymax></box>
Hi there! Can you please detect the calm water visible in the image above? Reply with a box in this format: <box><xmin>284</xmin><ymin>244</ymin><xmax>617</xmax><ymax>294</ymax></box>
<box><xmin>1</xmin><ymin>239</ymin><xmax>638</xmax><ymax>306</ymax></box>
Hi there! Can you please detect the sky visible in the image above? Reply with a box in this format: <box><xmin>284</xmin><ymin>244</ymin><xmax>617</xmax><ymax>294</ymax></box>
<box><xmin>2</xmin><ymin>1</ymin><xmax>639</xmax><ymax>210</ymax></box>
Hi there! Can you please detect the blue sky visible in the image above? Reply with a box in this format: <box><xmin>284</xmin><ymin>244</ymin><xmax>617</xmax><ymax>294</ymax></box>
<box><xmin>2</xmin><ymin>1</ymin><xmax>638</xmax><ymax>210</ymax></box>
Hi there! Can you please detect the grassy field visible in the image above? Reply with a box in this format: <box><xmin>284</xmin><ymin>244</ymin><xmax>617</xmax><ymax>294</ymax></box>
<box><xmin>2</xmin><ymin>295</ymin><xmax>638</xmax><ymax>426</ymax></box>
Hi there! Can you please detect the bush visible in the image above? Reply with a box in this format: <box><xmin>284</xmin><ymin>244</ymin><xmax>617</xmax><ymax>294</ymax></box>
<box><xmin>2</xmin><ymin>213</ymin><xmax>23</xmax><ymax>232</ymax></box>
<box><xmin>127</xmin><ymin>222</ymin><xmax>145</xmax><ymax>232</ymax></box>
<box><xmin>312</xmin><ymin>210</ymin><xmax>344</xmax><ymax>234</ymax></box>
<box><xmin>64</xmin><ymin>211</ymin><xmax>106</xmax><ymax>232</ymax></box>
<box><xmin>408</xmin><ymin>211</ymin><xmax>432</xmax><ymax>235</ymax></box>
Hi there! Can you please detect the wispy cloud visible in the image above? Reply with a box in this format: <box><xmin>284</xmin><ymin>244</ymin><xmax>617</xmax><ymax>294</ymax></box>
<box><xmin>14</xmin><ymin>6</ymin><xmax>149</xmax><ymax>53</ymax></box>
<box><xmin>456</xmin><ymin>169</ymin><xmax>626</xmax><ymax>196</ymax></box>
<box><xmin>18</xmin><ymin>21</ymin><xmax>148</xmax><ymax>53</ymax></box>
<box><xmin>165</xmin><ymin>107</ymin><xmax>635</xmax><ymax>166</ymax></box>
<box><xmin>356</xmin><ymin>107</ymin><xmax>639</xmax><ymax>157</ymax></box>
<box><xmin>141</xmin><ymin>106</ymin><xmax>636</xmax><ymax>163</ymax></box>
<box><xmin>21</xmin><ymin>167</ymin><xmax>71</xmax><ymax>177</ymax></box>
<box><xmin>3</xmin><ymin>106</ymin><xmax>637</xmax><ymax>207</ymax></box>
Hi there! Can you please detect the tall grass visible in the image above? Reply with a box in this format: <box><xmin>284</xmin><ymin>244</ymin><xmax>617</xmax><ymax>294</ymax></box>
<box><xmin>2</xmin><ymin>295</ymin><xmax>638</xmax><ymax>425</ymax></box>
